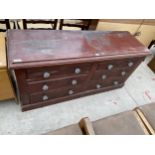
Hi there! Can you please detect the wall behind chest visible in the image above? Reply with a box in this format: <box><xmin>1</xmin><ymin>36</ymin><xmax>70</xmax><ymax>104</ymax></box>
<box><xmin>96</xmin><ymin>19</ymin><xmax>155</xmax><ymax>47</ymax></box>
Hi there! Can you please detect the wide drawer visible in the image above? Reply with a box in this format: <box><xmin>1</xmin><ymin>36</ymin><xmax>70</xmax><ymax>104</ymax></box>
<box><xmin>26</xmin><ymin>63</ymin><xmax>92</xmax><ymax>81</ymax></box>
<box><xmin>30</xmin><ymin>86</ymin><xmax>83</xmax><ymax>104</ymax></box>
<box><xmin>27</xmin><ymin>74</ymin><xmax>87</xmax><ymax>94</ymax></box>
<box><xmin>96</xmin><ymin>57</ymin><xmax>143</xmax><ymax>71</ymax></box>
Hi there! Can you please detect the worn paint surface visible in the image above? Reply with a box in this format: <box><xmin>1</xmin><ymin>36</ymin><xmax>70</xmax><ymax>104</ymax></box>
<box><xmin>7</xmin><ymin>30</ymin><xmax>150</xmax><ymax>69</ymax></box>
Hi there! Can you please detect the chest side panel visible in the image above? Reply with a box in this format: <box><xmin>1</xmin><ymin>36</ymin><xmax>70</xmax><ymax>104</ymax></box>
<box><xmin>15</xmin><ymin>69</ymin><xmax>30</xmax><ymax>105</ymax></box>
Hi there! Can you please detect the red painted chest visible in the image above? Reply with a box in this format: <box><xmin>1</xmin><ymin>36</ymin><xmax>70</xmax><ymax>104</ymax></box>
<box><xmin>7</xmin><ymin>30</ymin><xmax>150</xmax><ymax>111</ymax></box>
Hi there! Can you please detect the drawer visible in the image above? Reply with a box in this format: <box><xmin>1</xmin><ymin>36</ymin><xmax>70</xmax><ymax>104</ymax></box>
<box><xmin>27</xmin><ymin>75</ymin><xmax>87</xmax><ymax>94</ymax></box>
<box><xmin>26</xmin><ymin>63</ymin><xmax>92</xmax><ymax>81</ymax></box>
<box><xmin>91</xmin><ymin>68</ymin><xmax>133</xmax><ymax>81</ymax></box>
<box><xmin>30</xmin><ymin>86</ymin><xmax>83</xmax><ymax>104</ymax></box>
<box><xmin>97</xmin><ymin>57</ymin><xmax>143</xmax><ymax>71</ymax></box>
<box><xmin>87</xmin><ymin>77</ymin><xmax>124</xmax><ymax>90</ymax></box>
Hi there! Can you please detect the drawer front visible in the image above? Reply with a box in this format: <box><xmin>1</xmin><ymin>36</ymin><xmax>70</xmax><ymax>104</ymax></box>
<box><xmin>26</xmin><ymin>63</ymin><xmax>92</xmax><ymax>81</ymax></box>
<box><xmin>30</xmin><ymin>86</ymin><xmax>83</xmax><ymax>104</ymax></box>
<box><xmin>91</xmin><ymin>68</ymin><xmax>133</xmax><ymax>81</ymax></box>
<box><xmin>87</xmin><ymin>77</ymin><xmax>124</xmax><ymax>90</ymax></box>
<box><xmin>27</xmin><ymin>75</ymin><xmax>87</xmax><ymax>94</ymax></box>
<box><xmin>97</xmin><ymin>57</ymin><xmax>143</xmax><ymax>71</ymax></box>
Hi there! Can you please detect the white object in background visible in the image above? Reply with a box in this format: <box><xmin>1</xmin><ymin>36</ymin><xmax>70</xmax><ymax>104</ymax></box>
<box><xmin>150</xmin><ymin>44</ymin><xmax>155</xmax><ymax>55</ymax></box>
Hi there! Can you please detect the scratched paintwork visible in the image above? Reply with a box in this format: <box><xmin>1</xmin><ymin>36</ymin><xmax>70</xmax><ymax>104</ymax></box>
<box><xmin>7</xmin><ymin>30</ymin><xmax>150</xmax><ymax>69</ymax></box>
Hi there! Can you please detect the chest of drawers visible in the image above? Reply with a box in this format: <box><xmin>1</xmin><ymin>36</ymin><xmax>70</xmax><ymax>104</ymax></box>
<box><xmin>7</xmin><ymin>30</ymin><xmax>150</xmax><ymax>111</ymax></box>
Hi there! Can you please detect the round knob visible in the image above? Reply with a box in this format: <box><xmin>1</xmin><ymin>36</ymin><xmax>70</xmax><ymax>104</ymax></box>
<box><xmin>113</xmin><ymin>81</ymin><xmax>119</xmax><ymax>85</ymax></box>
<box><xmin>95</xmin><ymin>53</ymin><xmax>100</xmax><ymax>56</ymax></box>
<box><xmin>121</xmin><ymin>71</ymin><xmax>126</xmax><ymax>76</ymax></box>
<box><xmin>108</xmin><ymin>64</ymin><xmax>113</xmax><ymax>70</ymax></box>
<box><xmin>68</xmin><ymin>90</ymin><xmax>74</xmax><ymax>95</ymax></box>
<box><xmin>42</xmin><ymin>84</ymin><xmax>49</xmax><ymax>91</ymax></box>
<box><xmin>72</xmin><ymin>79</ymin><xmax>77</xmax><ymax>85</ymax></box>
<box><xmin>96</xmin><ymin>84</ymin><xmax>101</xmax><ymax>89</ymax></box>
<box><xmin>43</xmin><ymin>72</ymin><xmax>50</xmax><ymax>78</ymax></box>
<box><xmin>42</xmin><ymin>95</ymin><xmax>48</xmax><ymax>101</ymax></box>
<box><xmin>128</xmin><ymin>62</ymin><xmax>134</xmax><ymax>67</ymax></box>
<box><xmin>75</xmin><ymin>68</ymin><xmax>81</xmax><ymax>74</ymax></box>
<box><xmin>102</xmin><ymin>75</ymin><xmax>107</xmax><ymax>80</ymax></box>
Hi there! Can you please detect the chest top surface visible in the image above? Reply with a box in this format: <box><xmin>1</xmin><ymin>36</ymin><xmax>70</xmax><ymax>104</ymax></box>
<box><xmin>7</xmin><ymin>30</ymin><xmax>150</xmax><ymax>69</ymax></box>
<box><xmin>0</xmin><ymin>33</ymin><xmax>6</xmax><ymax>69</ymax></box>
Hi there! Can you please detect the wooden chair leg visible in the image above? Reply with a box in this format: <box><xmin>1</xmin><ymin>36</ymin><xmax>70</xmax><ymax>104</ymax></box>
<box><xmin>5</xmin><ymin>19</ymin><xmax>10</xmax><ymax>29</ymax></box>
<box><xmin>22</xmin><ymin>19</ymin><xmax>27</xmax><ymax>29</ymax></box>
<box><xmin>133</xmin><ymin>110</ymin><xmax>150</xmax><ymax>135</ymax></box>
<box><xmin>135</xmin><ymin>108</ymin><xmax>155</xmax><ymax>135</ymax></box>
<box><xmin>53</xmin><ymin>19</ymin><xmax>58</xmax><ymax>30</ymax></box>
<box><xmin>79</xmin><ymin>117</ymin><xmax>95</xmax><ymax>135</ymax></box>
<box><xmin>59</xmin><ymin>19</ymin><xmax>63</xmax><ymax>30</ymax></box>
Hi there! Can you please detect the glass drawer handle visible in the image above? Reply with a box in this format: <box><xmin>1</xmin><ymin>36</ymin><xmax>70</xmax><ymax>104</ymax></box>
<box><xmin>43</xmin><ymin>72</ymin><xmax>50</xmax><ymax>78</ymax></box>
<box><xmin>114</xmin><ymin>81</ymin><xmax>119</xmax><ymax>85</ymax></box>
<box><xmin>42</xmin><ymin>95</ymin><xmax>48</xmax><ymax>101</ymax></box>
<box><xmin>96</xmin><ymin>84</ymin><xmax>101</xmax><ymax>89</ymax></box>
<box><xmin>68</xmin><ymin>90</ymin><xmax>74</xmax><ymax>95</ymax></box>
<box><xmin>42</xmin><ymin>84</ymin><xmax>49</xmax><ymax>91</ymax></box>
<box><xmin>72</xmin><ymin>80</ymin><xmax>77</xmax><ymax>85</ymax></box>
<box><xmin>75</xmin><ymin>68</ymin><xmax>81</xmax><ymax>74</ymax></box>
<box><xmin>128</xmin><ymin>62</ymin><xmax>134</xmax><ymax>67</ymax></box>
<box><xmin>121</xmin><ymin>71</ymin><xmax>126</xmax><ymax>76</ymax></box>
<box><xmin>108</xmin><ymin>64</ymin><xmax>113</xmax><ymax>70</ymax></box>
<box><xmin>102</xmin><ymin>75</ymin><xmax>107</xmax><ymax>80</ymax></box>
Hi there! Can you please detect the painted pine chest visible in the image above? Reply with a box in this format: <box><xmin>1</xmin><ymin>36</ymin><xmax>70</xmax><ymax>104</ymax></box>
<box><xmin>0</xmin><ymin>33</ymin><xmax>14</xmax><ymax>101</ymax></box>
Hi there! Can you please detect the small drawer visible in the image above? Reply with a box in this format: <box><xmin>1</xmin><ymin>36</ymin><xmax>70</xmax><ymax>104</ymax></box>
<box><xmin>30</xmin><ymin>86</ymin><xmax>83</xmax><ymax>104</ymax></box>
<box><xmin>97</xmin><ymin>57</ymin><xmax>143</xmax><ymax>71</ymax></box>
<box><xmin>27</xmin><ymin>75</ymin><xmax>87</xmax><ymax>94</ymax></box>
<box><xmin>91</xmin><ymin>68</ymin><xmax>132</xmax><ymax>81</ymax></box>
<box><xmin>26</xmin><ymin>63</ymin><xmax>92</xmax><ymax>81</ymax></box>
<box><xmin>87</xmin><ymin>77</ymin><xmax>124</xmax><ymax>90</ymax></box>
